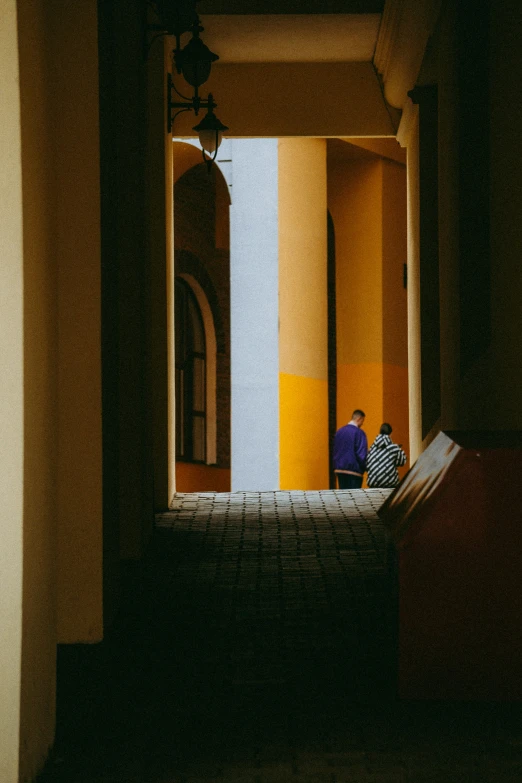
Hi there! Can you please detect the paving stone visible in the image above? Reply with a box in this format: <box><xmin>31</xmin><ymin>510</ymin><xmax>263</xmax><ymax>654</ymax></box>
<box><xmin>38</xmin><ymin>489</ymin><xmax>522</xmax><ymax>783</ymax></box>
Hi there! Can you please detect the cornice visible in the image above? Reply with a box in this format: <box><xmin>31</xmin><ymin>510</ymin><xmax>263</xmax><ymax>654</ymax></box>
<box><xmin>373</xmin><ymin>0</ymin><xmax>405</xmax><ymax>87</ymax></box>
<box><xmin>373</xmin><ymin>0</ymin><xmax>442</xmax><ymax>110</ymax></box>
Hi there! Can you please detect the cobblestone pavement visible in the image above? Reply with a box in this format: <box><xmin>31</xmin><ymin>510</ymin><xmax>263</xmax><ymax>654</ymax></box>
<box><xmin>42</xmin><ymin>491</ymin><xmax>522</xmax><ymax>783</ymax></box>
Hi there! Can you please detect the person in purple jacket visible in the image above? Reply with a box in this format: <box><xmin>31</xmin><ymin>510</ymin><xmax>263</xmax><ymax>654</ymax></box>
<box><xmin>333</xmin><ymin>409</ymin><xmax>368</xmax><ymax>489</ymax></box>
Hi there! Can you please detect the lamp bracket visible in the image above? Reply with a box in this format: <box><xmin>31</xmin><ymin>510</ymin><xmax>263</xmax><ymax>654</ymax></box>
<box><xmin>167</xmin><ymin>73</ymin><xmax>216</xmax><ymax>133</ymax></box>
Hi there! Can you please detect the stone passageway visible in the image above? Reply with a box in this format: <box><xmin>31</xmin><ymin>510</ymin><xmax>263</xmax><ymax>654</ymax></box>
<box><xmin>41</xmin><ymin>491</ymin><xmax>522</xmax><ymax>782</ymax></box>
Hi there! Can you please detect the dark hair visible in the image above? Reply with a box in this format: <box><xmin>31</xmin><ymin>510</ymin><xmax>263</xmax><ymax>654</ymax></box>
<box><xmin>380</xmin><ymin>422</ymin><xmax>392</xmax><ymax>435</ymax></box>
<box><xmin>352</xmin><ymin>409</ymin><xmax>366</xmax><ymax>419</ymax></box>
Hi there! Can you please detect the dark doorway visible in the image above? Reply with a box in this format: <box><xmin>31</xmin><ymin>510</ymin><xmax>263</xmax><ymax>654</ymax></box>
<box><xmin>327</xmin><ymin>210</ymin><xmax>337</xmax><ymax>489</ymax></box>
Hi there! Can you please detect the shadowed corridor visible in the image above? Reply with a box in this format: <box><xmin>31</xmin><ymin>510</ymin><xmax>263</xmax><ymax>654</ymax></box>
<box><xmin>40</xmin><ymin>491</ymin><xmax>522</xmax><ymax>782</ymax></box>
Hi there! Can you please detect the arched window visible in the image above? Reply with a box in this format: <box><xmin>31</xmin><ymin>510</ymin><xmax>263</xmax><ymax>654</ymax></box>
<box><xmin>175</xmin><ymin>278</ymin><xmax>206</xmax><ymax>462</ymax></box>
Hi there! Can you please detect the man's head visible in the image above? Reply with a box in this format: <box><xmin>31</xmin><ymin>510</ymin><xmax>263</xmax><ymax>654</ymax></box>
<box><xmin>380</xmin><ymin>422</ymin><xmax>392</xmax><ymax>435</ymax></box>
<box><xmin>351</xmin><ymin>409</ymin><xmax>366</xmax><ymax>427</ymax></box>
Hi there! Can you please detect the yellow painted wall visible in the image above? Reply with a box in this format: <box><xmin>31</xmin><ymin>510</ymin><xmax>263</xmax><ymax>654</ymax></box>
<box><xmin>1</xmin><ymin>5</ymin><xmax>25</xmax><ymax>781</ymax></box>
<box><xmin>2</xmin><ymin>1</ymin><xmax>104</xmax><ymax>779</ymax></box>
<box><xmin>328</xmin><ymin>142</ymin><xmax>408</xmax><ymax>477</ymax></box>
<box><xmin>176</xmin><ymin>462</ymin><xmax>231</xmax><ymax>493</ymax></box>
<box><xmin>278</xmin><ymin>139</ymin><xmax>329</xmax><ymax>490</ymax></box>
<box><xmin>382</xmin><ymin>159</ymin><xmax>409</xmax><ymax>461</ymax></box>
<box><xmin>17</xmin><ymin>1</ymin><xmax>58</xmax><ymax>777</ymax></box>
<box><xmin>336</xmin><ymin>363</ymin><xmax>384</xmax><ymax>450</ymax></box>
<box><xmin>279</xmin><ymin>374</ymin><xmax>329</xmax><ymax>490</ymax></box>
<box><xmin>328</xmin><ymin>148</ymin><xmax>384</xmax><ymax>449</ymax></box>
<box><xmin>51</xmin><ymin>0</ymin><xmax>103</xmax><ymax>645</ymax></box>
<box><xmin>172</xmin><ymin>62</ymin><xmax>396</xmax><ymax>139</ymax></box>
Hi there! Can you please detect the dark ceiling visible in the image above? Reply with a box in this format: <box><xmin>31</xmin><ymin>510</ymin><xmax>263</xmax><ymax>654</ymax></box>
<box><xmin>197</xmin><ymin>1</ymin><xmax>384</xmax><ymax>13</ymax></box>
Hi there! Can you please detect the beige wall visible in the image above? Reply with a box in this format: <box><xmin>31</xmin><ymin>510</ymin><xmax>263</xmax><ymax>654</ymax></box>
<box><xmin>278</xmin><ymin>139</ymin><xmax>329</xmax><ymax>490</ymax></box>
<box><xmin>0</xmin><ymin>5</ymin><xmax>24</xmax><ymax>781</ymax></box>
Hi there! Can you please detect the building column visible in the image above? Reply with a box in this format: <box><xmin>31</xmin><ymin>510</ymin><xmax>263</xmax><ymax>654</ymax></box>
<box><xmin>278</xmin><ymin>139</ymin><xmax>329</xmax><ymax>490</ymax></box>
<box><xmin>409</xmin><ymin>85</ymin><xmax>441</xmax><ymax>444</ymax></box>
<box><xmin>0</xmin><ymin>5</ymin><xmax>24</xmax><ymax>780</ymax></box>
<box><xmin>230</xmin><ymin>140</ymin><xmax>280</xmax><ymax>491</ymax></box>
<box><xmin>398</xmin><ymin>101</ymin><xmax>423</xmax><ymax>463</ymax></box>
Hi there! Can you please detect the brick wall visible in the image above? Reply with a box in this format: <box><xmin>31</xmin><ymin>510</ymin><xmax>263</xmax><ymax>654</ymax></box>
<box><xmin>174</xmin><ymin>163</ymin><xmax>231</xmax><ymax>468</ymax></box>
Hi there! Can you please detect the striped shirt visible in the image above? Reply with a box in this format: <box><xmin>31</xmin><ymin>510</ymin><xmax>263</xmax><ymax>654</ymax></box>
<box><xmin>366</xmin><ymin>434</ymin><xmax>407</xmax><ymax>488</ymax></box>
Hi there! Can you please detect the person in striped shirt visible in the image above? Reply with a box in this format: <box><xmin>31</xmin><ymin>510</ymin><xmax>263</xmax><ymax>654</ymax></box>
<box><xmin>366</xmin><ymin>423</ymin><xmax>407</xmax><ymax>489</ymax></box>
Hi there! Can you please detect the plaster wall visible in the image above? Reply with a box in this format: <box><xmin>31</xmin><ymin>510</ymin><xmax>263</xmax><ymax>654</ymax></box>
<box><xmin>230</xmin><ymin>140</ymin><xmax>279</xmax><ymax>491</ymax></box>
<box><xmin>51</xmin><ymin>0</ymin><xmax>103</xmax><ymax>644</ymax></box>
<box><xmin>328</xmin><ymin>154</ymin><xmax>384</xmax><ymax>447</ymax></box>
<box><xmin>278</xmin><ymin>139</ymin><xmax>329</xmax><ymax>490</ymax></box>
<box><xmin>0</xmin><ymin>5</ymin><xmax>24</xmax><ymax>780</ymax></box>
<box><xmin>4</xmin><ymin>1</ymin><xmax>104</xmax><ymax>779</ymax></box>
<box><xmin>172</xmin><ymin>62</ymin><xmax>396</xmax><ymax>138</ymax></box>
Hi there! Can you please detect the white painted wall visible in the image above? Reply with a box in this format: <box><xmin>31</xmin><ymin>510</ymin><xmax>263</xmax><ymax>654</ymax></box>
<box><xmin>230</xmin><ymin>139</ymin><xmax>280</xmax><ymax>490</ymax></box>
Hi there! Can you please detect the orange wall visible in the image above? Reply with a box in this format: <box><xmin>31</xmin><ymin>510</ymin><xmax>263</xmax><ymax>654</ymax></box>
<box><xmin>176</xmin><ymin>462</ymin><xmax>231</xmax><ymax>493</ymax></box>
<box><xmin>278</xmin><ymin>139</ymin><xmax>329</xmax><ymax>490</ymax></box>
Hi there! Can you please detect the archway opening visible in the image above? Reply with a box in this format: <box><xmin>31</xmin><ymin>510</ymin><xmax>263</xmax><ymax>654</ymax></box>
<box><xmin>171</xmin><ymin>137</ymin><xmax>408</xmax><ymax>496</ymax></box>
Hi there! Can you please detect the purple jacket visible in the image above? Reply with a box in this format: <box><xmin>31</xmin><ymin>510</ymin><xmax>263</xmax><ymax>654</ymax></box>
<box><xmin>333</xmin><ymin>423</ymin><xmax>368</xmax><ymax>475</ymax></box>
